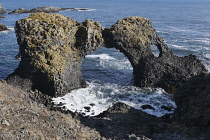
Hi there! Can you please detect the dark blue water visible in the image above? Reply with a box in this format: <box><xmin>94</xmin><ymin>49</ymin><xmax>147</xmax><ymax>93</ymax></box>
<box><xmin>1</xmin><ymin>0</ymin><xmax>210</xmax><ymax>116</ymax></box>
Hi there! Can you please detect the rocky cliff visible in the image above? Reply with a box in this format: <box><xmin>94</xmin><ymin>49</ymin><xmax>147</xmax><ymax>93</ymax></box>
<box><xmin>7</xmin><ymin>13</ymin><xmax>207</xmax><ymax>97</ymax></box>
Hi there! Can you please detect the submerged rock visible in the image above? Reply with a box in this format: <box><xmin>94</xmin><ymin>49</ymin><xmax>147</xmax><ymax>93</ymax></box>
<box><xmin>173</xmin><ymin>73</ymin><xmax>210</xmax><ymax>127</ymax></box>
<box><xmin>7</xmin><ymin>12</ymin><xmax>104</xmax><ymax>97</ymax></box>
<box><xmin>104</xmin><ymin>17</ymin><xmax>207</xmax><ymax>93</ymax></box>
<box><xmin>0</xmin><ymin>24</ymin><xmax>8</xmax><ymax>31</ymax></box>
<box><xmin>0</xmin><ymin>3</ymin><xmax>6</xmax><ymax>14</ymax></box>
<box><xmin>8</xmin><ymin>8</ymin><xmax>29</xmax><ymax>14</ymax></box>
<box><xmin>0</xmin><ymin>16</ymin><xmax>4</xmax><ymax>18</ymax></box>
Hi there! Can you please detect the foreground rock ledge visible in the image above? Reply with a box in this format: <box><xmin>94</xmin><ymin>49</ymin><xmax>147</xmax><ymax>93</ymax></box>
<box><xmin>7</xmin><ymin>12</ymin><xmax>207</xmax><ymax>97</ymax></box>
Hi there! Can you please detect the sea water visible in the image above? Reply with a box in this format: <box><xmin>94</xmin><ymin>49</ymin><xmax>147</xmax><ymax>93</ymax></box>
<box><xmin>1</xmin><ymin>0</ymin><xmax>210</xmax><ymax>117</ymax></box>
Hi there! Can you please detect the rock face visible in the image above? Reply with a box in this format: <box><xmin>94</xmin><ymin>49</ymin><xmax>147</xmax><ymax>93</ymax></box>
<box><xmin>8</xmin><ymin>8</ymin><xmax>29</xmax><ymax>14</ymax></box>
<box><xmin>104</xmin><ymin>17</ymin><xmax>207</xmax><ymax>93</ymax></box>
<box><xmin>0</xmin><ymin>24</ymin><xmax>8</xmax><ymax>31</ymax></box>
<box><xmin>173</xmin><ymin>73</ymin><xmax>210</xmax><ymax>127</ymax></box>
<box><xmin>7</xmin><ymin>12</ymin><xmax>104</xmax><ymax>97</ymax></box>
<box><xmin>0</xmin><ymin>3</ymin><xmax>6</xmax><ymax>14</ymax></box>
<box><xmin>8</xmin><ymin>13</ymin><xmax>207</xmax><ymax>97</ymax></box>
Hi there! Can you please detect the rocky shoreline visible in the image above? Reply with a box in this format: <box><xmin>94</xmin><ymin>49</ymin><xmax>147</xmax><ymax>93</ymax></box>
<box><xmin>1</xmin><ymin>6</ymin><xmax>210</xmax><ymax>139</ymax></box>
<box><xmin>8</xmin><ymin>6</ymin><xmax>92</xmax><ymax>14</ymax></box>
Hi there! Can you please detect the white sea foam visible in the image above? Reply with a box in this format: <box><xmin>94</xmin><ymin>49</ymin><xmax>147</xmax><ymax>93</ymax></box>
<box><xmin>167</xmin><ymin>26</ymin><xmax>196</xmax><ymax>33</ymax></box>
<box><xmin>0</xmin><ymin>28</ymin><xmax>15</xmax><ymax>35</ymax></box>
<box><xmin>194</xmin><ymin>38</ymin><xmax>210</xmax><ymax>45</ymax></box>
<box><xmin>86</xmin><ymin>54</ymin><xmax>115</xmax><ymax>60</ymax></box>
<box><xmin>52</xmin><ymin>81</ymin><xmax>176</xmax><ymax>117</ymax></box>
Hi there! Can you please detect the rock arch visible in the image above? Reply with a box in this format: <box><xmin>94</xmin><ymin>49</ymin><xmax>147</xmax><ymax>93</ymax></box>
<box><xmin>7</xmin><ymin>12</ymin><xmax>207</xmax><ymax>97</ymax></box>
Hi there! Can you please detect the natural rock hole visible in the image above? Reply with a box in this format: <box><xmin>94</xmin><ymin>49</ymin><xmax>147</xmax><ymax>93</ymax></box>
<box><xmin>82</xmin><ymin>47</ymin><xmax>133</xmax><ymax>85</ymax></box>
<box><xmin>151</xmin><ymin>45</ymin><xmax>160</xmax><ymax>57</ymax></box>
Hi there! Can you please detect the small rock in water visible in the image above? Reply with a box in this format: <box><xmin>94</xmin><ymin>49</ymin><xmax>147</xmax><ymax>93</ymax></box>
<box><xmin>161</xmin><ymin>105</ymin><xmax>173</xmax><ymax>111</ymax></box>
<box><xmin>1</xmin><ymin>120</ymin><xmax>10</xmax><ymax>126</ymax></box>
<box><xmin>141</xmin><ymin>105</ymin><xmax>155</xmax><ymax>110</ymax></box>
<box><xmin>84</xmin><ymin>106</ymin><xmax>91</xmax><ymax>112</ymax></box>
<box><xmin>58</xmin><ymin>102</ymin><xmax>65</xmax><ymax>106</ymax></box>
<box><xmin>90</xmin><ymin>103</ymin><xmax>95</xmax><ymax>107</ymax></box>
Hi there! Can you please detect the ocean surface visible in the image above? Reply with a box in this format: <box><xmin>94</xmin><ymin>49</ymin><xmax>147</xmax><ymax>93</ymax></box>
<box><xmin>1</xmin><ymin>0</ymin><xmax>210</xmax><ymax>117</ymax></box>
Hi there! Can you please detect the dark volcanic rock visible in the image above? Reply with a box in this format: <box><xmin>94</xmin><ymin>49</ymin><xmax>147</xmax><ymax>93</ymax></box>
<box><xmin>0</xmin><ymin>3</ymin><xmax>6</xmax><ymax>14</ymax></box>
<box><xmin>82</xmin><ymin>102</ymin><xmax>165</xmax><ymax>139</ymax></box>
<box><xmin>104</xmin><ymin>17</ymin><xmax>207</xmax><ymax>93</ymax></box>
<box><xmin>30</xmin><ymin>6</ymin><xmax>61</xmax><ymax>13</ymax></box>
<box><xmin>8</xmin><ymin>8</ymin><xmax>29</xmax><ymax>14</ymax></box>
<box><xmin>7</xmin><ymin>12</ymin><xmax>104</xmax><ymax>97</ymax></box>
<box><xmin>173</xmin><ymin>73</ymin><xmax>210</xmax><ymax>127</ymax></box>
<box><xmin>0</xmin><ymin>24</ymin><xmax>8</xmax><ymax>31</ymax></box>
<box><xmin>7</xmin><ymin>13</ymin><xmax>207</xmax><ymax>97</ymax></box>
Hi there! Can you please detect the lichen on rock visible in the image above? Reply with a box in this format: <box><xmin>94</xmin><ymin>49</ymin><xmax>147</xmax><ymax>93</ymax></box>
<box><xmin>7</xmin><ymin>13</ymin><xmax>207</xmax><ymax>97</ymax></box>
<box><xmin>104</xmin><ymin>16</ymin><xmax>207</xmax><ymax>93</ymax></box>
<box><xmin>7</xmin><ymin>12</ymin><xmax>104</xmax><ymax>97</ymax></box>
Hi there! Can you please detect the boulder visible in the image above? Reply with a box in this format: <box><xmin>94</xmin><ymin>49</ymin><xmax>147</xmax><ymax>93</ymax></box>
<box><xmin>82</xmin><ymin>102</ymin><xmax>165</xmax><ymax>139</ymax></box>
<box><xmin>8</xmin><ymin>8</ymin><xmax>29</xmax><ymax>14</ymax></box>
<box><xmin>30</xmin><ymin>6</ymin><xmax>62</xmax><ymax>13</ymax></box>
<box><xmin>104</xmin><ymin>17</ymin><xmax>207</xmax><ymax>93</ymax></box>
<box><xmin>0</xmin><ymin>3</ymin><xmax>6</xmax><ymax>14</ymax></box>
<box><xmin>0</xmin><ymin>24</ymin><xmax>8</xmax><ymax>31</ymax></box>
<box><xmin>173</xmin><ymin>73</ymin><xmax>210</xmax><ymax>127</ymax></box>
<box><xmin>7</xmin><ymin>12</ymin><xmax>104</xmax><ymax>97</ymax></box>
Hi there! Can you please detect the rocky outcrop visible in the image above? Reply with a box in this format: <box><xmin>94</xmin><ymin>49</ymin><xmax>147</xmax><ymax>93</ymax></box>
<box><xmin>7</xmin><ymin>12</ymin><xmax>104</xmax><ymax>97</ymax></box>
<box><xmin>30</xmin><ymin>6</ymin><xmax>61</xmax><ymax>13</ymax></box>
<box><xmin>0</xmin><ymin>3</ymin><xmax>6</xmax><ymax>14</ymax></box>
<box><xmin>104</xmin><ymin>17</ymin><xmax>207</xmax><ymax>93</ymax></box>
<box><xmin>8</xmin><ymin>6</ymin><xmax>92</xmax><ymax>14</ymax></box>
<box><xmin>0</xmin><ymin>24</ymin><xmax>8</xmax><ymax>31</ymax></box>
<box><xmin>8</xmin><ymin>8</ymin><xmax>29</xmax><ymax>14</ymax></box>
<box><xmin>8</xmin><ymin>13</ymin><xmax>207</xmax><ymax>97</ymax></box>
<box><xmin>173</xmin><ymin>73</ymin><xmax>210</xmax><ymax>127</ymax></box>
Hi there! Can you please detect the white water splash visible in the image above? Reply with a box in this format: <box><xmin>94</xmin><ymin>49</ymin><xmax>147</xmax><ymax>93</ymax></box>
<box><xmin>52</xmin><ymin>81</ymin><xmax>176</xmax><ymax>117</ymax></box>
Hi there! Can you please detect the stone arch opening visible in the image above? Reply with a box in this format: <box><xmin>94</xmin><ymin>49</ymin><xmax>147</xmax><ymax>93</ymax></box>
<box><xmin>151</xmin><ymin>45</ymin><xmax>160</xmax><ymax>57</ymax></box>
<box><xmin>82</xmin><ymin>47</ymin><xmax>133</xmax><ymax>86</ymax></box>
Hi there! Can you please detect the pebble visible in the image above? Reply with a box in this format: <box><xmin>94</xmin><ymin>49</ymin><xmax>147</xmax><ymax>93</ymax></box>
<box><xmin>1</xmin><ymin>120</ymin><xmax>10</xmax><ymax>126</ymax></box>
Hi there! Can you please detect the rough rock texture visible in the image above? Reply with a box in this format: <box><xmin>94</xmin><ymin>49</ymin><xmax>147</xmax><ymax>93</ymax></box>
<box><xmin>104</xmin><ymin>17</ymin><xmax>208</xmax><ymax>93</ymax></box>
<box><xmin>173</xmin><ymin>73</ymin><xmax>210</xmax><ymax>127</ymax></box>
<box><xmin>1</xmin><ymin>80</ymin><xmax>209</xmax><ymax>140</ymax></box>
<box><xmin>30</xmin><ymin>6</ymin><xmax>61</xmax><ymax>13</ymax></box>
<box><xmin>0</xmin><ymin>80</ymin><xmax>102</xmax><ymax>140</ymax></box>
<box><xmin>0</xmin><ymin>3</ymin><xmax>6</xmax><ymax>14</ymax></box>
<box><xmin>80</xmin><ymin>102</ymin><xmax>201</xmax><ymax>140</ymax></box>
<box><xmin>7</xmin><ymin>12</ymin><xmax>104</xmax><ymax>97</ymax></box>
<box><xmin>8</xmin><ymin>8</ymin><xmax>29</xmax><ymax>14</ymax></box>
<box><xmin>0</xmin><ymin>24</ymin><xmax>8</xmax><ymax>31</ymax></box>
<box><xmin>8</xmin><ymin>13</ymin><xmax>207</xmax><ymax>97</ymax></box>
